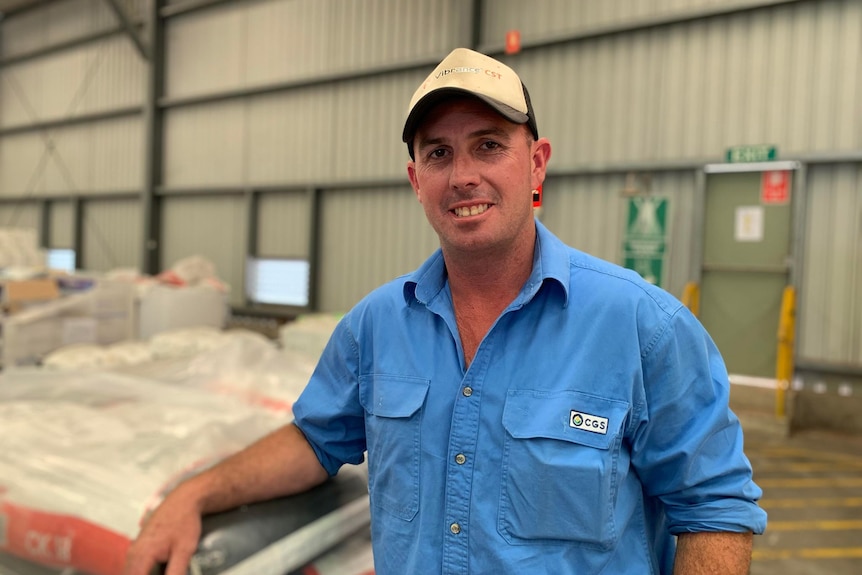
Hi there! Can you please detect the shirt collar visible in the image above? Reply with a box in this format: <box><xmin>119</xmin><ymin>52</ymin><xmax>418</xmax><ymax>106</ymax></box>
<box><xmin>403</xmin><ymin>219</ymin><xmax>570</xmax><ymax>308</ymax></box>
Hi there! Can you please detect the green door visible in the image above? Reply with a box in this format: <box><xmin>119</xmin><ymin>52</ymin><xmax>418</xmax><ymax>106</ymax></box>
<box><xmin>700</xmin><ymin>169</ymin><xmax>794</xmax><ymax>379</ymax></box>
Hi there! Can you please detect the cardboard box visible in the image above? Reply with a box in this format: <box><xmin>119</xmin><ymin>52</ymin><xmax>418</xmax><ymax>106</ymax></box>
<box><xmin>1</xmin><ymin>278</ymin><xmax>60</xmax><ymax>314</ymax></box>
<box><xmin>1</xmin><ymin>279</ymin><xmax>135</xmax><ymax>368</ymax></box>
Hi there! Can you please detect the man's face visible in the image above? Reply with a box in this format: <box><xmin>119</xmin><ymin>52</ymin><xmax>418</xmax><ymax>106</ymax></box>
<box><xmin>407</xmin><ymin>97</ymin><xmax>550</xmax><ymax>259</ymax></box>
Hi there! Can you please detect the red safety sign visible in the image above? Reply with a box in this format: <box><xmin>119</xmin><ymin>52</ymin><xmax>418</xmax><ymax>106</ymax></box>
<box><xmin>761</xmin><ymin>170</ymin><xmax>791</xmax><ymax>204</ymax></box>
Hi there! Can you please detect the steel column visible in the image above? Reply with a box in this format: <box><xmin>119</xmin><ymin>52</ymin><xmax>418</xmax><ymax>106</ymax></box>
<box><xmin>141</xmin><ymin>0</ymin><xmax>166</xmax><ymax>274</ymax></box>
<box><xmin>306</xmin><ymin>187</ymin><xmax>322</xmax><ymax>312</ymax></box>
<box><xmin>72</xmin><ymin>197</ymin><xmax>84</xmax><ymax>269</ymax></box>
<box><xmin>243</xmin><ymin>188</ymin><xmax>259</xmax><ymax>307</ymax></box>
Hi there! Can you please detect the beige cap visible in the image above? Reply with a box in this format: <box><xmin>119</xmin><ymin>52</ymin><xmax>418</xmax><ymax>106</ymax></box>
<box><xmin>402</xmin><ymin>48</ymin><xmax>538</xmax><ymax>157</ymax></box>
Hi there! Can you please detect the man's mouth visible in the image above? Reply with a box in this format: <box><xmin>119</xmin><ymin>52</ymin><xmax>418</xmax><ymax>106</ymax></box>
<box><xmin>453</xmin><ymin>204</ymin><xmax>490</xmax><ymax>217</ymax></box>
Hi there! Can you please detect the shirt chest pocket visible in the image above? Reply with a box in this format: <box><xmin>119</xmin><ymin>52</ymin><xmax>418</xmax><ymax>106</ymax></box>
<box><xmin>359</xmin><ymin>373</ymin><xmax>430</xmax><ymax>521</ymax></box>
<box><xmin>499</xmin><ymin>390</ymin><xmax>629</xmax><ymax>549</ymax></box>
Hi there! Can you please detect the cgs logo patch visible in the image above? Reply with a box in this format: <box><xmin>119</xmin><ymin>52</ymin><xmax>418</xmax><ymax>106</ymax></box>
<box><xmin>569</xmin><ymin>410</ymin><xmax>609</xmax><ymax>434</ymax></box>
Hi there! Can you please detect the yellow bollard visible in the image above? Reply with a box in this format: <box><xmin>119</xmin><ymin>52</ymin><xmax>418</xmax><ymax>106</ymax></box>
<box><xmin>775</xmin><ymin>286</ymin><xmax>796</xmax><ymax>418</ymax></box>
<box><xmin>682</xmin><ymin>282</ymin><xmax>700</xmax><ymax>317</ymax></box>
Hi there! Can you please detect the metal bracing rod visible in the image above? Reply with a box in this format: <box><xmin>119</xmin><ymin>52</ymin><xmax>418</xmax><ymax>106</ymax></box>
<box><xmin>102</xmin><ymin>0</ymin><xmax>149</xmax><ymax>60</ymax></box>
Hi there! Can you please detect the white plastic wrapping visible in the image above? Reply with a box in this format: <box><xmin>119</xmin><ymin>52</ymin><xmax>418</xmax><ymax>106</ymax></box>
<box><xmin>0</xmin><ymin>333</ymin><xmax>325</xmax><ymax>575</ymax></box>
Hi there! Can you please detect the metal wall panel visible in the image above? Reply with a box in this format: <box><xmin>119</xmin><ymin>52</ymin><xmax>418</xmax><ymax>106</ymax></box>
<box><xmin>541</xmin><ymin>170</ymin><xmax>697</xmax><ymax>299</ymax></box>
<box><xmin>330</xmin><ymin>72</ymin><xmax>425</xmax><ymax>181</ymax></box>
<box><xmin>0</xmin><ymin>204</ymin><xmax>41</xmax><ymax>234</ymax></box>
<box><xmin>799</xmin><ymin>164</ymin><xmax>862</xmax><ymax>366</ymax></box>
<box><xmin>246</xmin><ymin>88</ymin><xmax>337</xmax><ymax>185</ymax></box>
<box><xmin>505</xmin><ymin>0</ymin><xmax>861</xmax><ymax>170</ymax></box>
<box><xmin>0</xmin><ymin>0</ymin><xmax>119</xmax><ymax>57</ymax></box>
<box><xmin>1</xmin><ymin>36</ymin><xmax>145</xmax><ymax>128</ymax></box>
<box><xmin>163</xmin><ymin>102</ymin><xmax>246</xmax><ymax>188</ymax></box>
<box><xmin>165</xmin><ymin>71</ymin><xmax>421</xmax><ymax>187</ymax></box>
<box><xmin>0</xmin><ymin>116</ymin><xmax>143</xmax><ymax>195</ymax></box>
<box><xmin>165</xmin><ymin>0</ymin><xmax>471</xmax><ymax>98</ymax></box>
<box><xmin>317</xmin><ymin>185</ymin><xmax>438</xmax><ymax>313</ymax></box>
<box><xmin>480</xmin><ymin>0</ymin><xmax>805</xmax><ymax>43</ymax></box>
<box><xmin>81</xmin><ymin>198</ymin><xmax>141</xmax><ymax>270</ymax></box>
<box><xmin>49</xmin><ymin>200</ymin><xmax>75</xmax><ymax>247</ymax></box>
<box><xmin>160</xmin><ymin>195</ymin><xmax>247</xmax><ymax>306</ymax></box>
<box><xmin>256</xmin><ymin>191</ymin><xmax>310</xmax><ymax>257</ymax></box>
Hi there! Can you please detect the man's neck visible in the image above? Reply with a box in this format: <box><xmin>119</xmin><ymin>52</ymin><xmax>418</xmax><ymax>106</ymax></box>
<box><xmin>443</xmin><ymin>233</ymin><xmax>536</xmax><ymax>311</ymax></box>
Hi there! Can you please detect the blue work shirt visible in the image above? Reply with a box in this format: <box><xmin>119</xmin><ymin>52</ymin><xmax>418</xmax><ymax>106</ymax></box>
<box><xmin>293</xmin><ymin>219</ymin><xmax>767</xmax><ymax>574</ymax></box>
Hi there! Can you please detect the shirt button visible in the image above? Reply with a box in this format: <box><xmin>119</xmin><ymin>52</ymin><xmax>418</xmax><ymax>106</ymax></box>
<box><xmin>462</xmin><ymin>386</ymin><xmax>473</xmax><ymax>397</ymax></box>
<box><xmin>455</xmin><ymin>453</ymin><xmax>466</xmax><ymax>465</ymax></box>
<box><xmin>450</xmin><ymin>523</ymin><xmax>461</xmax><ymax>535</ymax></box>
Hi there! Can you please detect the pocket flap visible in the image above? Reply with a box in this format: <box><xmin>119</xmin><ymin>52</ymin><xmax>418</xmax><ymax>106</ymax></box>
<box><xmin>502</xmin><ymin>390</ymin><xmax>629</xmax><ymax>450</ymax></box>
<box><xmin>359</xmin><ymin>374</ymin><xmax>430</xmax><ymax>418</ymax></box>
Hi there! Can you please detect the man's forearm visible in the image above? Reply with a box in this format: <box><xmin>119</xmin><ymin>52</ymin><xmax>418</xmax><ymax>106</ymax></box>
<box><xmin>181</xmin><ymin>423</ymin><xmax>330</xmax><ymax>516</ymax></box>
<box><xmin>673</xmin><ymin>531</ymin><xmax>753</xmax><ymax>575</ymax></box>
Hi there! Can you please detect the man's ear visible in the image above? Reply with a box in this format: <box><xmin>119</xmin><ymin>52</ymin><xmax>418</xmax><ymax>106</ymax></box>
<box><xmin>407</xmin><ymin>161</ymin><xmax>422</xmax><ymax>202</ymax></box>
<box><xmin>530</xmin><ymin>138</ymin><xmax>552</xmax><ymax>191</ymax></box>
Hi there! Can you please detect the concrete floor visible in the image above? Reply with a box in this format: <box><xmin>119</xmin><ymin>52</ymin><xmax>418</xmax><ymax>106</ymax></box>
<box><xmin>744</xmin><ymin>426</ymin><xmax>862</xmax><ymax>575</ymax></box>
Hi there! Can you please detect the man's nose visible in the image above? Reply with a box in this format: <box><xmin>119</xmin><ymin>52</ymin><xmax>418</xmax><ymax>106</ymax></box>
<box><xmin>449</xmin><ymin>152</ymin><xmax>481</xmax><ymax>190</ymax></box>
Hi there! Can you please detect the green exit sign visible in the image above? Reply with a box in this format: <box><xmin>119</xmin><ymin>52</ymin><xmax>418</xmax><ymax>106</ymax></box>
<box><xmin>726</xmin><ymin>144</ymin><xmax>777</xmax><ymax>163</ymax></box>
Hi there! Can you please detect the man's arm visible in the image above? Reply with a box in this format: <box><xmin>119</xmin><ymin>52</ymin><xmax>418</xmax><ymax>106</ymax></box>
<box><xmin>123</xmin><ymin>423</ymin><xmax>329</xmax><ymax>575</ymax></box>
<box><xmin>673</xmin><ymin>531</ymin><xmax>753</xmax><ymax>575</ymax></box>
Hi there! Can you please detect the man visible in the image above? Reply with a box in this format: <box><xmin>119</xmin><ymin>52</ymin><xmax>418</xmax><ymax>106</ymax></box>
<box><xmin>124</xmin><ymin>48</ymin><xmax>766</xmax><ymax>575</ymax></box>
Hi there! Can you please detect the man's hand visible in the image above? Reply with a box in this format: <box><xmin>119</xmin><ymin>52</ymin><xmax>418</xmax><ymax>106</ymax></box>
<box><xmin>673</xmin><ymin>531</ymin><xmax>753</xmax><ymax>575</ymax></box>
<box><xmin>123</xmin><ymin>483</ymin><xmax>204</xmax><ymax>575</ymax></box>
<box><xmin>122</xmin><ymin>424</ymin><xmax>328</xmax><ymax>575</ymax></box>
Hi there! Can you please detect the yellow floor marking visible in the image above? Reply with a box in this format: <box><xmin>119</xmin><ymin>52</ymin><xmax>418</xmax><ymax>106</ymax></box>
<box><xmin>757</xmin><ymin>477</ymin><xmax>862</xmax><ymax>488</ymax></box>
<box><xmin>753</xmin><ymin>547</ymin><xmax>862</xmax><ymax>560</ymax></box>
<box><xmin>766</xmin><ymin>519</ymin><xmax>862</xmax><ymax>531</ymax></box>
<box><xmin>759</xmin><ymin>497</ymin><xmax>862</xmax><ymax>508</ymax></box>
<box><xmin>754</xmin><ymin>461</ymin><xmax>862</xmax><ymax>472</ymax></box>
<box><xmin>749</xmin><ymin>447</ymin><xmax>862</xmax><ymax>465</ymax></box>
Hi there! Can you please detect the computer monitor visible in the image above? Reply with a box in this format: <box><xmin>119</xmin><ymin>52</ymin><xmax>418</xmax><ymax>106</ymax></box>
<box><xmin>46</xmin><ymin>248</ymin><xmax>76</xmax><ymax>273</ymax></box>
<box><xmin>245</xmin><ymin>257</ymin><xmax>310</xmax><ymax>307</ymax></box>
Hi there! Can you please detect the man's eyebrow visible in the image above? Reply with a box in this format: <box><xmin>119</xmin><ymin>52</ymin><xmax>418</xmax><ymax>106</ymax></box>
<box><xmin>416</xmin><ymin>127</ymin><xmax>512</xmax><ymax>151</ymax></box>
<box><xmin>469</xmin><ymin>127</ymin><xmax>510</xmax><ymax>140</ymax></box>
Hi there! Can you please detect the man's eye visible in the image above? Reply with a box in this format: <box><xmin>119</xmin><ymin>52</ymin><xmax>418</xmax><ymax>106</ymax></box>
<box><xmin>429</xmin><ymin>148</ymin><xmax>447</xmax><ymax>158</ymax></box>
<box><xmin>481</xmin><ymin>141</ymin><xmax>500</xmax><ymax>150</ymax></box>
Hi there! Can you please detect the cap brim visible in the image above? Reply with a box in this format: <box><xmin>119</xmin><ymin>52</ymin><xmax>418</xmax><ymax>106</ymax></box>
<box><xmin>402</xmin><ymin>88</ymin><xmax>530</xmax><ymax>144</ymax></box>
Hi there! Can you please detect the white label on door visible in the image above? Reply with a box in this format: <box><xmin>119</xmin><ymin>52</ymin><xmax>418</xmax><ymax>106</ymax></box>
<box><xmin>735</xmin><ymin>206</ymin><xmax>764</xmax><ymax>242</ymax></box>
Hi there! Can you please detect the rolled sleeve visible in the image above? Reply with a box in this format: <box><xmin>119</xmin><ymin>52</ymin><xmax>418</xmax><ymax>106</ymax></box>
<box><xmin>630</xmin><ymin>306</ymin><xmax>768</xmax><ymax>535</ymax></box>
<box><xmin>292</xmin><ymin>316</ymin><xmax>367</xmax><ymax>476</ymax></box>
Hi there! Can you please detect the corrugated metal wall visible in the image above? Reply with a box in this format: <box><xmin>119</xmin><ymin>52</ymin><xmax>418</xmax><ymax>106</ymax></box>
<box><xmin>256</xmin><ymin>191</ymin><xmax>311</xmax><ymax>257</ymax></box>
<box><xmin>0</xmin><ymin>36</ymin><xmax>144</xmax><ymax>127</ymax></box>
<box><xmin>163</xmin><ymin>0</ymin><xmax>470</xmax><ymax>99</ymax></box>
<box><xmin>542</xmin><ymin>171</ymin><xmax>698</xmax><ymax>299</ymax></box>
<box><xmin>800</xmin><ymin>164</ymin><xmax>862</xmax><ymax>366</ymax></box>
<box><xmin>0</xmin><ymin>0</ymin><xmax>146</xmax><ymax>275</ymax></box>
<box><xmin>82</xmin><ymin>198</ymin><xmax>141</xmax><ymax>270</ymax></box>
<box><xmin>1</xmin><ymin>0</ymin><xmax>124</xmax><ymax>57</ymax></box>
<box><xmin>318</xmin><ymin>185</ymin><xmax>439</xmax><ymax>312</ymax></box>
<box><xmin>160</xmin><ymin>195</ymin><xmax>247</xmax><ymax>297</ymax></box>
<box><xmin>0</xmin><ymin>203</ymin><xmax>41</xmax><ymax>232</ymax></box>
<box><xmin>0</xmin><ymin>118</ymin><xmax>143</xmax><ymax>195</ymax></box>
<box><xmin>502</xmin><ymin>0</ymin><xmax>862</xmax><ymax>168</ymax></box>
<box><xmin>1</xmin><ymin>0</ymin><xmax>860</xmax><ymax>373</ymax></box>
